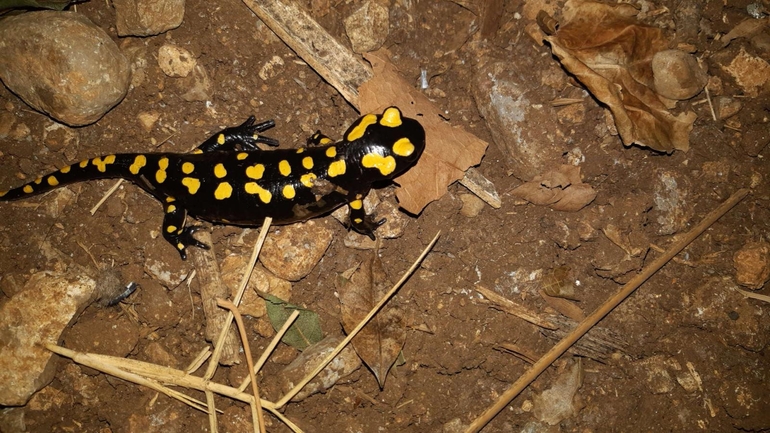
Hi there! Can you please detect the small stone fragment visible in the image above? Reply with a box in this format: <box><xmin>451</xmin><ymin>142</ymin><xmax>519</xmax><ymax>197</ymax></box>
<box><xmin>733</xmin><ymin>241</ymin><xmax>770</xmax><ymax>289</ymax></box>
<box><xmin>137</xmin><ymin>111</ymin><xmax>161</xmax><ymax>132</ymax></box>
<box><xmin>158</xmin><ymin>44</ymin><xmax>197</xmax><ymax>78</ymax></box>
<box><xmin>722</xmin><ymin>47</ymin><xmax>770</xmax><ymax>97</ymax></box>
<box><xmin>220</xmin><ymin>258</ymin><xmax>292</xmax><ymax>318</ymax></box>
<box><xmin>653</xmin><ymin>170</ymin><xmax>692</xmax><ymax>235</ymax></box>
<box><xmin>260</xmin><ymin>220</ymin><xmax>334</xmax><ymax>281</ymax></box>
<box><xmin>532</xmin><ymin>360</ymin><xmax>584</xmax><ymax>425</ymax></box>
<box><xmin>652</xmin><ymin>50</ymin><xmax>708</xmax><ymax>100</ymax></box>
<box><xmin>0</xmin><ymin>11</ymin><xmax>131</xmax><ymax>126</ymax></box>
<box><xmin>258</xmin><ymin>55</ymin><xmax>285</xmax><ymax>81</ymax></box>
<box><xmin>714</xmin><ymin>96</ymin><xmax>742</xmax><ymax>120</ymax></box>
<box><xmin>0</xmin><ymin>271</ymin><xmax>96</xmax><ymax>406</ymax></box>
<box><xmin>459</xmin><ymin>193</ymin><xmax>485</xmax><ymax>217</ymax></box>
<box><xmin>277</xmin><ymin>335</ymin><xmax>361</xmax><ymax>401</ymax></box>
<box><xmin>344</xmin><ymin>1</ymin><xmax>390</xmax><ymax>53</ymax></box>
<box><xmin>144</xmin><ymin>258</ymin><xmax>189</xmax><ymax>288</ymax></box>
<box><xmin>113</xmin><ymin>0</ymin><xmax>185</xmax><ymax>37</ymax></box>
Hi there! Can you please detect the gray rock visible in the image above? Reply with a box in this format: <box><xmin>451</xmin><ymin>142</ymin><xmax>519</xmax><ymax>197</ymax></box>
<box><xmin>344</xmin><ymin>1</ymin><xmax>390</xmax><ymax>53</ymax></box>
<box><xmin>0</xmin><ymin>271</ymin><xmax>95</xmax><ymax>406</ymax></box>
<box><xmin>114</xmin><ymin>0</ymin><xmax>185</xmax><ymax>37</ymax></box>
<box><xmin>0</xmin><ymin>11</ymin><xmax>130</xmax><ymax>126</ymax></box>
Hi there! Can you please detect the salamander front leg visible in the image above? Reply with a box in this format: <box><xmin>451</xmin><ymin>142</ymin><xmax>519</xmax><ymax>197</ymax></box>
<box><xmin>348</xmin><ymin>198</ymin><xmax>385</xmax><ymax>240</ymax></box>
<box><xmin>161</xmin><ymin>200</ymin><xmax>209</xmax><ymax>259</ymax></box>
<box><xmin>195</xmin><ymin>116</ymin><xmax>279</xmax><ymax>153</ymax></box>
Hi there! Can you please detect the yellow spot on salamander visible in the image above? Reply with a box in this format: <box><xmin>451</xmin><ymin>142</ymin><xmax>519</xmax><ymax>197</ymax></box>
<box><xmin>23</xmin><ymin>185</ymin><xmax>33</xmax><ymax>194</ymax></box>
<box><xmin>326</xmin><ymin>146</ymin><xmax>337</xmax><ymax>158</ymax></box>
<box><xmin>79</xmin><ymin>160</ymin><xmax>89</xmax><ymax>168</ymax></box>
<box><xmin>182</xmin><ymin>177</ymin><xmax>201</xmax><ymax>194</ymax></box>
<box><xmin>214</xmin><ymin>163</ymin><xmax>227</xmax><ymax>178</ymax></box>
<box><xmin>354</xmin><ymin>218</ymin><xmax>363</xmax><ymax>224</ymax></box>
<box><xmin>302</xmin><ymin>156</ymin><xmax>314</xmax><ymax>170</ymax></box>
<box><xmin>60</xmin><ymin>165</ymin><xmax>71</xmax><ymax>174</ymax></box>
<box><xmin>214</xmin><ymin>182</ymin><xmax>233</xmax><ymax>200</ymax></box>
<box><xmin>246</xmin><ymin>164</ymin><xmax>265</xmax><ymax>179</ymax></box>
<box><xmin>362</xmin><ymin>153</ymin><xmax>396</xmax><ymax>176</ymax></box>
<box><xmin>347</xmin><ymin>114</ymin><xmax>377</xmax><ymax>142</ymax></box>
<box><xmin>217</xmin><ymin>133</ymin><xmax>226</xmax><ymax>145</ymax></box>
<box><xmin>156</xmin><ymin>157</ymin><xmax>169</xmax><ymax>183</ymax></box>
<box><xmin>392</xmin><ymin>138</ymin><xmax>415</xmax><ymax>157</ymax></box>
<box><xmin>282</xmin><ymin>184</ymin><xmax>296</xmax><ymax>199</ymax></box>
<box><xmin>237</xmin><ymin>152</ymin><xmax>249</xmax><ymax>160</ymax></box>
<box><xmin>92</xmin><ymin>155</ymin><xmax>116</xmax><ymax>172</ymax></box>
<box><xmin>47</xmin><ymin>176</ymin><xmax>59</xmax><ymax>186</ymax></box>
<box><xmin>300</xmin><ymin>173</ymin><xmax>317</xmax><ymax>188</ymax></box>
<box><xmin>130</xmin><ymin>155</ymin><xmax>147</xmax><ymax>175</ymax></box>
<box><xmin>34</xmin><ymin>178</ymin><xmax>42</xmax><ymax>184</ymax></box>
<box><xmin>380</xmin><ymin>107</ymin><xmax>403</xmax><ymax>127</ymax></box>
<box><xmin>296</xmin><ymin>148</ymin><xmax>305</xmax><ymax>154</ymax></box>
<box><xmin>167</xmin><ymin>225</ymin><xmax>177</xmax><ymax>233</ymax></box>
<box><xmin>166</xmin><ymin>196</ymin><xmax>175</xmax><ymax>202</ymax></box>
<box><xmin>245</xmin><ymin>182</ymin><xmax>272</xmax><ymax>203</ymax></box>
<box><xmin>319</xmin><ymin>137</ymin><xmax>333</xmax><ymax>145</ymax></box>
<box><xmin>167</xmin><ymin>204</ymin><xmax>176</xmax><ymax>213</ymax></box>
<box><xmin>182</xmin><ymin>162</ymin><xmax>195</xmax><ymax>174</ymax></box>
<box><xmin>328</xmin><ymin>160</ymin><xmax>346</xmax><ymax>177</ymax></box>
<box><xmin>350</xmin><ymin>199</ymin><xmax>363</xmax><ymax>210</ymax></box>
<box><xmin>279</xmin><ymin>160</ymin><xmax>291</xmax><ymax>176</ymax></box>
<box><xmin>0</xmin><ymin>191</ymin><xmax>6</xmax><ymax>197</ymax></box>
<box><xmin>177</xmin><ymin>243</ymin><xmax>185</xmax><ymax>250</ymax></box>
<box><xmin>193</xmin><ymin>149</ymin><xmax>204</xmax><ymax>154</ymax></box>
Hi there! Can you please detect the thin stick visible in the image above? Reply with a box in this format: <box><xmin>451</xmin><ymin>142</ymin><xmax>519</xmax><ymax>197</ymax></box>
<box><xmin>219</xmin><ymin>299</ymin><xmax>266</xmax><ymax>433</ymax></box>
<box><xmin>205</xmin><ymin>218</ymin><xmax>272</xmax><ymax>379</ymax></box>
<box><xmin>239</xmin><ymin>310</ymin><xmax>301</xmax><ymax>392</ymax></box>
<box><xmin>275</xmin><ymin>231</ymin><xmax>441</xmax><ymax>408</ymax></box>
<box><xmin>465</xmin><ymin>188</ymin><xmax>749</xmax><ymax>432</ymax></box>
<box><xmin>90</xmin><ymin>179</ymin><xmax>123</xmax><ymax>215</ymax></box>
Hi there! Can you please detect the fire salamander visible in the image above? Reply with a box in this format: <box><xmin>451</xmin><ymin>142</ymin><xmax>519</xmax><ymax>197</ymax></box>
<box><xmin>0</xmin><ymin>107</ymin><xmax>425</xmax><ymax>259</ymax></box>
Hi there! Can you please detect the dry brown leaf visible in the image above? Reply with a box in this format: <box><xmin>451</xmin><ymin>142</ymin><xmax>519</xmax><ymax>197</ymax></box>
<box><xmin>336</xmin><ymin>251</ymin><xmax>405</xmax><ymax>388</ymax></box>
<box><xmin>721</xmin><ymin>17</ymin><xmax>770</xmax><ymax>48</ymax></box>
<box><xmin>512</xmin><ymin>165</ymin><xmax>596</xmax><ymax>212</ymax></box>
<box><xmin>359</xmin><ymin>51</ymin><xmax>488</xmax><ymax>214</ymax></box>
<box><xmin>544</xmin><ymin>0</ymin><xmax>696</xmax><ymax>152</ymax></box>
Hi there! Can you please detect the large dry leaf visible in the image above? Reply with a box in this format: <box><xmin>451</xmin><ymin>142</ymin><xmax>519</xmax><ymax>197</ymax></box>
<box><xmin>336</xmin><ymin>251</ymin><xmax>405</xmax><ymax>388</ymax></box>
<box><xmin>512</xmin><ymin>165</ymin><xmax>596</xmax><ymax>211</ymax></box>
<box><xmin>359</xmin><ymin>51</ymin><xmax>488</xmax><ymax>214</ymax></box>
<box><xmin>544</xmin><ymin>0</ymin><xmax>696</xmax><ymax>152</ymax></box>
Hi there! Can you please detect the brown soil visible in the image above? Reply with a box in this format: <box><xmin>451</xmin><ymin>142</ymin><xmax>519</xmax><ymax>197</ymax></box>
<box><xmin>1</xmin><ymin>0</ymin><xmax>768</xmax><ymax>432</ymax></box>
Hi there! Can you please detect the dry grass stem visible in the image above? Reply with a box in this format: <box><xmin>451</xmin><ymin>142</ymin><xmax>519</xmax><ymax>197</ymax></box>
<box><xmin>737</xmin><ymin>288</ymin><xmax>770</xmax><ymax>303</ymax></box>
<box><xmin>90</xmin><ymin>179</ymin><xmax>123</xmax><ymax>215</ymax></box>
<box><xmin>275</xmin><ymin>231</ymin><xmax>441</xmax><ymax>408</ymax></box>
<box><xmin>204</xmin><ymin>217</ymin><xmax>272</xmax><ymax>379</ymax></box>
<box><xmin>186</xmin><ymin>346</ymin><xmax>212</xmax><ymax>374</ymax></box>
<box><xmin>474</xmin><ymin>284</ymin><xmax>557</xmax><ymax>329</ymax></box>
<box><xmin>239</xmin><ymin>310</ymin><xmax>301</xmax><ymax>392</ymax></box>
<box><xmin>218</xmin><ymin>298</ymin><xmax>265</xmax><ymax>433</ymax></box>
<box><xmin>465</xmin><ymin>188</ymin><xmax>749</xmax><ymax>432</ymax></box>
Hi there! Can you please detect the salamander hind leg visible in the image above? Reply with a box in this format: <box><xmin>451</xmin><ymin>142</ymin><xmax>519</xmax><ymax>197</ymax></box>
<box><xmin>160</xmin><ymin>198</ymin><xmax>209</xmax><ymax>259</ymax></box>
<box><xmin>348</xmin><ymin>198</ymin><xmax>385</xmax><ymax>240</ymax></box>
<box><xmin>195</xmin><ymin>116</ymin><xmax>279</xmax><ymax>153</ymax></box>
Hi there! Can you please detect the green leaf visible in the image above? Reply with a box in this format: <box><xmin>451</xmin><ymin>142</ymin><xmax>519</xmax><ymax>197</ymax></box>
<box><xmin>264</xmin><ymin>294</ymin><xmax>323</xmax><ymax>351</ymax></box>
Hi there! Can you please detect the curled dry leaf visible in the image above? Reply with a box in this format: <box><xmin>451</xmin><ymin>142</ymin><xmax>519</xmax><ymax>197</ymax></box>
<box><xmin>542</xmin><ymin>0</ymin><xmax>697</xmax><ymax>152</ymax></box>
<box><xmin>359</xmin><ymin>50</ymin><xmax>488</xmax><ymax>214</ymax></box>
<box><xmin>336</xmin><ymin>250</ymin><xmax>406</xmax><ymax>388</ymax></box>
<box><xmin>512</xmin><ymin>165</ymin><xmax>596</xmax><ymax>212</ymax></box>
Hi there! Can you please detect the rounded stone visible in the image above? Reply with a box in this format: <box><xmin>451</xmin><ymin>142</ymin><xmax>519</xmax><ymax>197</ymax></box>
<box><xmin>0</xmin><ymin>11</ymin><xmax>131</xmax><ymax>126</ymax></box>
<box><xmin>652</xmin><ymin>49</ymin><xmax>708</xmax><ymax>100</ymax></box>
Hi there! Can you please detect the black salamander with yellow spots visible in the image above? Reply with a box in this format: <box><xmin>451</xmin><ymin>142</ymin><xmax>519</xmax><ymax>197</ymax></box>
<box><xmin>0</xmin><ymin>107</ymin><xmax>425</xmax><ymax>259</ymax></box>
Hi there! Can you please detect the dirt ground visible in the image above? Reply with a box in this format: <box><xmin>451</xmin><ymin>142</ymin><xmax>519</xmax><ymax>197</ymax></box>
<box><xmin>1</xmin><ymin>0</ymin><xmax>769</xmax><ymax>432</ymax></box>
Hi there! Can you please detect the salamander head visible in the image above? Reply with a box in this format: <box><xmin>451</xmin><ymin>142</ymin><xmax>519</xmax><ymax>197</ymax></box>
<box><xmin>342</xmin><ymin>107</ymin><xmax>426</xmax><ymax>181</ymax></box>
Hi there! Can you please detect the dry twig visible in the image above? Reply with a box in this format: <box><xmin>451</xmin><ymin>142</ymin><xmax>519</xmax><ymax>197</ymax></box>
<box><xmin>465</xmin><ymin>188</ymin><xmax>749</xmax><ymax>432</ymax></box>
